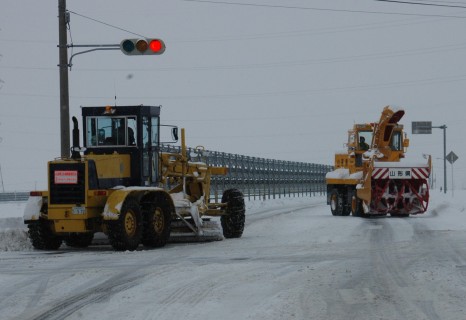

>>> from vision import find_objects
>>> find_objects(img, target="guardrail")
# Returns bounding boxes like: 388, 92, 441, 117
0, 148, 333, 202
0, 192, 29, 202
161, 145, 332, 201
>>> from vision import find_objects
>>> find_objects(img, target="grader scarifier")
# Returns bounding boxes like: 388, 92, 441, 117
326, 106, 431, 217
24, 105, 245, 251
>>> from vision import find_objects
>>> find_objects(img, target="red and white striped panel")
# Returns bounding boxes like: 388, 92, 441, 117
372, 167, 389, 179
411, 167, 430, 179
371, 167, 430, 179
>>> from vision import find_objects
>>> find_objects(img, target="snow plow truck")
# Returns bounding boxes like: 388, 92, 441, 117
326, 106, 431, 217
24, 105, 245, 251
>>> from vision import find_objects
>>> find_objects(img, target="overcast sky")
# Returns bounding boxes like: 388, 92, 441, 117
1, 0, 465, 191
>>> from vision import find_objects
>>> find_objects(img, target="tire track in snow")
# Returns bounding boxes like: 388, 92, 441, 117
13, 267, 164, 320
332, 218, 443, 320
247, 202, 326, 225
25, 275, 50, 310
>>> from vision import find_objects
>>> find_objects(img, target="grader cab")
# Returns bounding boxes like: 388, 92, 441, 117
24, 105, 245, 251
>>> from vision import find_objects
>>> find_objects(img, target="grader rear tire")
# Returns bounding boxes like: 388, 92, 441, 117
142, 204, 171, 248
27, 220, 62, 250
221, 189, 245, 238
107, 198, 142, 251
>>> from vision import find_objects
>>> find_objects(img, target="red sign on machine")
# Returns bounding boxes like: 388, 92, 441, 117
54, 170, 78, 184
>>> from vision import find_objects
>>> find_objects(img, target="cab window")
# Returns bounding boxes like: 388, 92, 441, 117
358, 131, 372, 151
86, 116, 137, 147
390, 131, 402, 151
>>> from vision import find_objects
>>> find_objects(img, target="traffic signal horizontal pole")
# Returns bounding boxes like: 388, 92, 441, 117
68, 47, 120, 70
68, 44, 120, 48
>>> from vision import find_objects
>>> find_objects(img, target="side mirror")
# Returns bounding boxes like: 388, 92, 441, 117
172, 127, 179, 141
403, 138, 409, 148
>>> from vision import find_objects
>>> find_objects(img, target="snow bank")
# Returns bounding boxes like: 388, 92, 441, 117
0, 190, 464, 252
0, 203, 32, 251
0, 228, 32, 251
0, 195, 324, 251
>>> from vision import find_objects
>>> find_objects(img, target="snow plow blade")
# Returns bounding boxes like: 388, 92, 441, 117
169, 220, 224, 243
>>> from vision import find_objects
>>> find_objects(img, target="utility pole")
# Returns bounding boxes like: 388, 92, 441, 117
433, 125, 447, 194
446, 151, 458, 197
412, 121, 447, 194
58, 0, 70, 158
0, 126, 4, 192
0, 164, 4, 193
443, 125, 447, 193
56, 0, 165, 159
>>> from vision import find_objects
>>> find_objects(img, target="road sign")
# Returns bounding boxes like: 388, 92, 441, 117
446, 151, 458, 164
412, 121, 432, 134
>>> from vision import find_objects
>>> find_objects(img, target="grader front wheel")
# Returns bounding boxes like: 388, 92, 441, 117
221, 189, 245, 238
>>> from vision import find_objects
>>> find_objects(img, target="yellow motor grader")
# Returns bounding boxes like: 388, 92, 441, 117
326, 106, 431, 217
24, 105, 245, 251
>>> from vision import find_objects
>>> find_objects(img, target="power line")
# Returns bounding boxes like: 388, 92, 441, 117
4, 73, 466, 100
0, 13, 450, 46
181, 0, 466, 18
417, 0, 466, 3
3, 39, 466, 73
0, 16, 435, 45
68, 10, 146, 38
374, 0, 466, 9
4, 74, 466, 102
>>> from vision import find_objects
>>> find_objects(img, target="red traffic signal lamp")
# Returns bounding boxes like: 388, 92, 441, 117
120, 38, 166, 55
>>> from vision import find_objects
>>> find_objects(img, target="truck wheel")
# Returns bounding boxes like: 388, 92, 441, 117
27, 220, 62, 250
64, 233, 94, 248
351, 195, 363, 217
221, 189, 245, 238
330, 190, 344, 216
142, 204, 171, 248
342, 201, 351, 216
107, 198, 142, 251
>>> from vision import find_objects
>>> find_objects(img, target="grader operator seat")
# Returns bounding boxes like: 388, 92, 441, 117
81, 105, 162, 189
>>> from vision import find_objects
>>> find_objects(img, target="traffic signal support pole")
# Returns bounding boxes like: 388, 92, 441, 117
56, 0, 164, 158
58, 0, 70, 158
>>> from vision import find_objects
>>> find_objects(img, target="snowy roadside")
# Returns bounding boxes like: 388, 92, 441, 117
0, 194, 326, 252
1, 190, 464, 252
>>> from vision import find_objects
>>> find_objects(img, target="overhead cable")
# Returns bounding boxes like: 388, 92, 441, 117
181, 0, 466, 18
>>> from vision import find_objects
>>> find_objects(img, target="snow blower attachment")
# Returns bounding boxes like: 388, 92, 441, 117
23, 105, 245, 251
326, 106, 431, 217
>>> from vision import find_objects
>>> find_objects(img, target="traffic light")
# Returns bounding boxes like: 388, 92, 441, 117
120, 38, 166, 56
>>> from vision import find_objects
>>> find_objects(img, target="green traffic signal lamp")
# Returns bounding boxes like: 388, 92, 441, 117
121, 39, 135, 53
120, 38, 165, 55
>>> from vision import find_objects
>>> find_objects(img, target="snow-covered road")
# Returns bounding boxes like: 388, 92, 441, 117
1, 192, 466, 320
